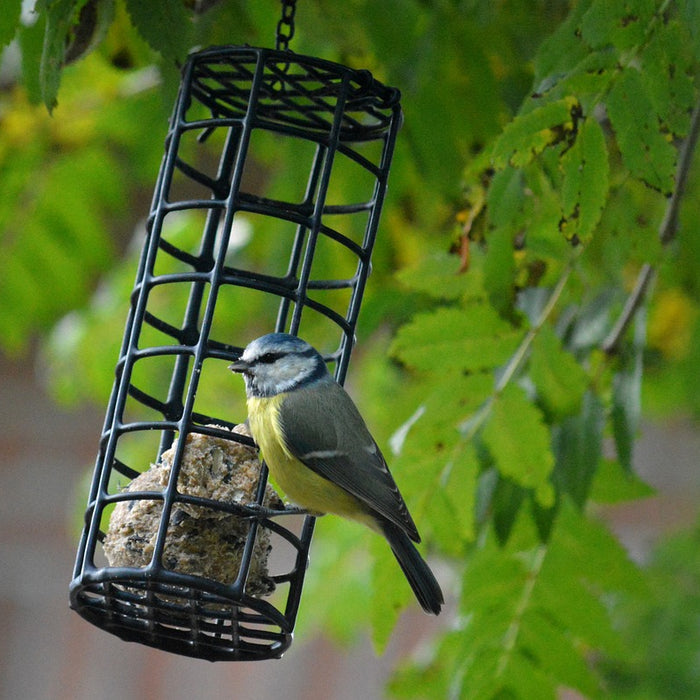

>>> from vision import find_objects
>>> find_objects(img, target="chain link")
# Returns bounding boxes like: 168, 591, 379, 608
275, 0, 297, 52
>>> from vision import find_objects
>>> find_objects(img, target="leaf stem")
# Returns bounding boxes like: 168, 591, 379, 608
601, 94, 700, 355
457, 247, 581, 442
497, 250, 580, 396
496, 544, 548, 678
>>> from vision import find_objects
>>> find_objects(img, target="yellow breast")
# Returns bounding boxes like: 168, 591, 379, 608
246, 394, 370, 525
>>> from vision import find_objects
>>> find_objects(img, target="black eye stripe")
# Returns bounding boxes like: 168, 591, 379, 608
253, 345, 318, 365
257, 352, 282, 364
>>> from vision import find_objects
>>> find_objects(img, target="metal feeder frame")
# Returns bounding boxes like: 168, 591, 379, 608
69, 45, 402, 661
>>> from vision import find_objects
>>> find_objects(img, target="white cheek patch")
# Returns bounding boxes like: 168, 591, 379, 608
273, 356, 315, 389
243, 345, 323, 398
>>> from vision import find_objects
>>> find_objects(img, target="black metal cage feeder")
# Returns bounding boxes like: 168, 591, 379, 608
69, 45, 402, 661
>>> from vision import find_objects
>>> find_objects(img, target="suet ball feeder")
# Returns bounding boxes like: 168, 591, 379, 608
70, 44, 402, 661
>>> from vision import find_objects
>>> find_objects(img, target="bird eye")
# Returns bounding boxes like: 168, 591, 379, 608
257, 352, 281, 364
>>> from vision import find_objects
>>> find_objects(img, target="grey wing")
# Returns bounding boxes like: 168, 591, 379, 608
278, 381, 420, 542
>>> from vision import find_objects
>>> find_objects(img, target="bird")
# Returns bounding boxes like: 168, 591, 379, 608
228, 332, 443, 615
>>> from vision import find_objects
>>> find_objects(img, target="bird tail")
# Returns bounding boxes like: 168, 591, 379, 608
380, 520, 444, 615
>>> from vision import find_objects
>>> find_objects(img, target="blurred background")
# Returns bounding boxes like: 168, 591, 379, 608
2, 351, 699, 698
2, 1, 700, 698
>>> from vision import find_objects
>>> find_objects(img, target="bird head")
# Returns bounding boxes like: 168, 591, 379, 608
228, 333, 330, 398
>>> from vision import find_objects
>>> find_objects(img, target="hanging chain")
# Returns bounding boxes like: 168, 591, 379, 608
275, 0, 297, 52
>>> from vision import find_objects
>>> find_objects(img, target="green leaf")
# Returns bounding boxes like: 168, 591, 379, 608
560, 116, 609, 243
482, 383, 556, 503
610, 316, 646, 471
38, 0, 90, 111
535, 37, 617, 106
390, 375, 490, 551
17, 14, 46, 104
496, 651, 559, 700
535, 556, 623, 659
491, 97, 580, 169
530, 324, 589, 420
389, 629, 465, 699
683, 0, 700, 61
390, 304, 519, 372
551, 391, 605, 507
395, 250, 483, 301
0, 0, 21, 48
293, 517, 371, 646
606, 69, 677, 194
589, 458, 655, 503
518, 610, 599, 696
484, 218, 517, 318
456, 520, 553, 697
395, 373, 495, 455
483, 167, 528, 316
123, 0, 192, 63
370, 536, 408, 653
489, 473, 528, 544
580, 0, 657, 51
532, 2, 590, 84
641, 18, 697, 137
523, 166, 569, 259
428, 442, 479, 552
546, 499, 647, 599
487, 165, 527, 231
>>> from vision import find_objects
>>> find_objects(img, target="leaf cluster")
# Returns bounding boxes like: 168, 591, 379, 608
390, 501, 646, 699
372, 0, 700, 696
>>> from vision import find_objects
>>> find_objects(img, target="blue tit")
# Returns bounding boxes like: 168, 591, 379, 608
228, 333, 443, 615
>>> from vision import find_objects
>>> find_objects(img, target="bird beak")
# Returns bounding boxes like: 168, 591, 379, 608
228, 359, 250, 374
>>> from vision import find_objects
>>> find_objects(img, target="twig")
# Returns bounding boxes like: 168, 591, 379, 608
602, 96, 700, 355
660, 99, 700, 244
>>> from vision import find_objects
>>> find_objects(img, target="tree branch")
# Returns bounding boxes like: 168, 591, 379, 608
601, 96, 700, 355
